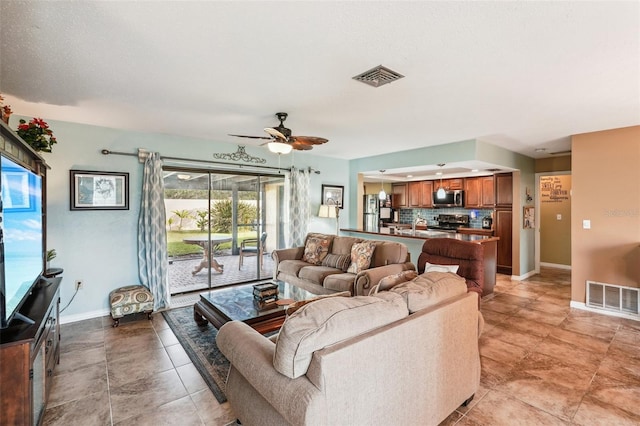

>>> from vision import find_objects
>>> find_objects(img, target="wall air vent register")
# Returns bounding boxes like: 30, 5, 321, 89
586, 280, 639, 318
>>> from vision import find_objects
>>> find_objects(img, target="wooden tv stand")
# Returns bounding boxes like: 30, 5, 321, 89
0, 278, 61, 425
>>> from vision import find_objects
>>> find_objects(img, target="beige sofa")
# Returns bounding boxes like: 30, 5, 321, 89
217, 272, 482, 426
272, 233, 415, 296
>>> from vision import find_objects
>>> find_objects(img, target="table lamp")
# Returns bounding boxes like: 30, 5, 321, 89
318, 204, 340, 235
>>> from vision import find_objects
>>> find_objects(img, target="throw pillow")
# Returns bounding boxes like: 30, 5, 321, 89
321, 253, 352, 272
424, 262, 459, 274
301, 236, 331, 265
377, 270, 418, 292
346, 241, 378, 274
390, 271, 467, 313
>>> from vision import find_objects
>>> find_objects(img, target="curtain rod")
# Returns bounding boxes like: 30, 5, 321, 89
100, 149, 320, 174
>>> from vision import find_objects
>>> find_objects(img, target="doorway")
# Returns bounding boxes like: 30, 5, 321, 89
535, 172, 572, 271
163, 168, 285, 295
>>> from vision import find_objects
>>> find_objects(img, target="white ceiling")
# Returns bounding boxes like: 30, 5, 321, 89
1, 1, 638, 164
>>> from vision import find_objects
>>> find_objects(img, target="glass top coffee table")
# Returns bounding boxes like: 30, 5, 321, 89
193, 280, 319, 334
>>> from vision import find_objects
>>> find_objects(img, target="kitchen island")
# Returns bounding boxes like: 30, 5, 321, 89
340, 228, 498, 297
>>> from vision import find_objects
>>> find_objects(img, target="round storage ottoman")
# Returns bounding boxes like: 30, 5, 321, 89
109, 285, 154, 327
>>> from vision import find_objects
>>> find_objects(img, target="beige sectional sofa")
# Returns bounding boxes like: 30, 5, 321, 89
217, 271, 483, 426
272, 233, 415, 296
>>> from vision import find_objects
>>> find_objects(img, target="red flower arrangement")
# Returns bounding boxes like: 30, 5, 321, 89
17, 118, 58, 152
0, 94, 12, 124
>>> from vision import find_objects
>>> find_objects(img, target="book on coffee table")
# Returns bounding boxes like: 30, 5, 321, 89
253, 282, 278, 299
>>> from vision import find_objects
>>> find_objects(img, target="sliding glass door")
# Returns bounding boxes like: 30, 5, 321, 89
163, 168, 285, 295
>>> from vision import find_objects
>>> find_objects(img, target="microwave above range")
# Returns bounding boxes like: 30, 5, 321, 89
432, 190, 464, 207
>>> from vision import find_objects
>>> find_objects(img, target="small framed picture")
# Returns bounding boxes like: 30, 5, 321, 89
321, 184, 344, 208
70, 170, 129, 210
523, 206, 535, 229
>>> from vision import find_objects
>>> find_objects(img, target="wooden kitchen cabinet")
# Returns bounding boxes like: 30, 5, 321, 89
392, 183, 407, 208
481, 176, 495, 207
465, 176, 495, 208
438, 178, 464, 191
464, 178, 481, 207
408, 182, 421, 207
495, 173, 513, 207
494, 209, 513, 274
409, 181, 433, 207
420, 181, 433, 207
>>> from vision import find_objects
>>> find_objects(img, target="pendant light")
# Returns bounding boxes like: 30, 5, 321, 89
436, 163, 446, 199
378, 169, 387, 200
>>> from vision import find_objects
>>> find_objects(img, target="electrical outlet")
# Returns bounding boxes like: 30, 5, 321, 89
75, 280, 83, 290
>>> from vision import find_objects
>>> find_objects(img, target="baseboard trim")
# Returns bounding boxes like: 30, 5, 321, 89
512, 270, 537, 281
541, 262, 572, 270
60, 308, 110, 325
569, 301, 639, 322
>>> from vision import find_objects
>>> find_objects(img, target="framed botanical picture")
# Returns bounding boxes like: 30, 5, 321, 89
321, 184, 344, 208
70, 170, 129, 210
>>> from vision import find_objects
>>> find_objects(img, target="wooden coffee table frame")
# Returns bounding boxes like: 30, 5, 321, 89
193, 281, 318, 334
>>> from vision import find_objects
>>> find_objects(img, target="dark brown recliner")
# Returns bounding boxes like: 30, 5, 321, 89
417, 239, 484, 307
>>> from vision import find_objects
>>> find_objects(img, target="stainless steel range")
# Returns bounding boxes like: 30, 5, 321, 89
428, 214, 470, 233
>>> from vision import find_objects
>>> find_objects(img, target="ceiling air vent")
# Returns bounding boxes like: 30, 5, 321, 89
353, 65, 404, 88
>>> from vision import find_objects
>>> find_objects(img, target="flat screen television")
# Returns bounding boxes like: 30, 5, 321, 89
0, 154, 45, 329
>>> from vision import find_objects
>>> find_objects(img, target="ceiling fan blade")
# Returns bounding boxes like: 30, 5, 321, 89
291, 141, 314, 151
228, 134, 271, 140
264, 127, 288, 141
290, 135, 329, 145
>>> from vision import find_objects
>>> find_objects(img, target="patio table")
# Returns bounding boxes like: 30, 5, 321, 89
182, 236, 232, 275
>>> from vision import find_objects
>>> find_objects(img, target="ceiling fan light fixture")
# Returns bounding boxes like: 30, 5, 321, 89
267, 141, 293, 155
230, 112, 328, 152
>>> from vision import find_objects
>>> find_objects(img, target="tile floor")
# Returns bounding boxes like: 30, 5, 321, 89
42, 268, 640, 425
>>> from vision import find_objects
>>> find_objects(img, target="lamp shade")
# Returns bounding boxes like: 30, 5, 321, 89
436, 187, 446, 199
378, 189, 387, 200
318, 204, 337, 218
268, 141, 293, 154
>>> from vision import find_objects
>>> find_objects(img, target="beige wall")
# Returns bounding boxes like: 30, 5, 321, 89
540, 175, 571, 265
571, 125, 640, 303
363, 182, 391, 196
535, 155, 571, 173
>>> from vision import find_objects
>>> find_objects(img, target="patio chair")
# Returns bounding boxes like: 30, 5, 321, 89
239, 232, 267, 270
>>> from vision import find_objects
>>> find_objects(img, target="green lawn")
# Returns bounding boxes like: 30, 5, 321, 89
167, 230, 259, 257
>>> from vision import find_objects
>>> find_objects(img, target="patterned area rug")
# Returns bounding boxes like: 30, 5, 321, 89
162, 306, 230, 403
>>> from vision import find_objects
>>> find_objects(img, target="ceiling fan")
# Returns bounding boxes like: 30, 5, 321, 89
229, 112, 328, 153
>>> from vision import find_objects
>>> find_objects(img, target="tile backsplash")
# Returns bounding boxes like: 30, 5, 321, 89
398, 207, 494, 228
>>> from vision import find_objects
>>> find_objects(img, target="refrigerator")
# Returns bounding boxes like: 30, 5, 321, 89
363, 195, 394, 232
363, 195, 380, 232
